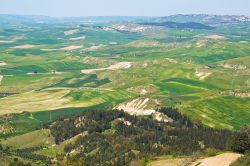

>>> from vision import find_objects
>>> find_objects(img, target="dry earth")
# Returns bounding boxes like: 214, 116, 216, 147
117, 97, 172, 122
40, 48, 58, 51
117, 98, 155, 115
0, 40, 14, 44
221, 91, 250, 98
221, 63, 247, 70
166, 58, 178, 64
82, 44, 106, 52
190, 153, 241, 166
81, 62, 132, 74
60, 45, 83, 51
154, 112, 173, 123
0, 75, 3, 85
205, 34, 226, 40
195, 69, 212, 80
0, 62, 7, 66
196, 40, 209, 48
148, 158, 192, 166
69, 36, 86, 41
11, 44, 36, 49
64, 29, 79, 35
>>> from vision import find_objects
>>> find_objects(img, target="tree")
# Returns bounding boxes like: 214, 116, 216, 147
232, 132, 250, 153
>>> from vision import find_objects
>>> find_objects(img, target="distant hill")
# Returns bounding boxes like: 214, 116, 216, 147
1, 14, 249, 25
140, 21, 215, 30
151, 14, 250, 25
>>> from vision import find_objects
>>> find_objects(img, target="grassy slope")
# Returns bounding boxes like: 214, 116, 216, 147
2, 129, 54, 148
0, 20, 249, 133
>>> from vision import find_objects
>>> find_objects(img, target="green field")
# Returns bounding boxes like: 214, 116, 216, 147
0, 14, 249, 165
0, 15, 249, 131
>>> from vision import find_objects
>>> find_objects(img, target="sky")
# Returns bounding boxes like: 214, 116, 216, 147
0, 0, 249, 17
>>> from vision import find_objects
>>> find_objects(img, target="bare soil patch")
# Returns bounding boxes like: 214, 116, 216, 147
221, 90, 250, 98
82, 44, 106, 52
0, 40, 14, 43
64, 29, 79, 35
81, 62, 132, 74
221, 63, 247, 70
0, 75, 3, 85
205, 34, 226, 40
40, 48, 58, 51
0, 62, 7, 66
117, 98, 155, 116
108, 62, 132, 70
69, 36, 86, 41
11, 44, 36, 49
195, 69, 212, 80
60, 45, 83, 51
166, 58, 178, 64
191, 153, 241, 166
196, 40, 207, 48
154, 112, 173, 123
149, 158, 192, 166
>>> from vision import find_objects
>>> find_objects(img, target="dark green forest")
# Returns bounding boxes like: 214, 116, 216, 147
48, 108, 250, 166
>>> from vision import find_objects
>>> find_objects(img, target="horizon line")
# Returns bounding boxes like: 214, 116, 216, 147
0, 13, 249, 18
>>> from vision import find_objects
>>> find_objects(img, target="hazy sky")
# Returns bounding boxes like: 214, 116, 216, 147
0, 0, 249, 17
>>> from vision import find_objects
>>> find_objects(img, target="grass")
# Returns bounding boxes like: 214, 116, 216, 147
0, 17, 250, 165
147, 155, 192, 166
163, 78, 223, 90
0, 18, 249, 138
51, 74, 111, 88
2, 129, 54, 148
156, 81, 206, 95
0, 104, 109, 138
0, 89, 71, 115
34, 133, 82, 157
0, 87, 135, 115
180, 96, 250, 130
0, 74, 65, 93
1, 65, 48, 75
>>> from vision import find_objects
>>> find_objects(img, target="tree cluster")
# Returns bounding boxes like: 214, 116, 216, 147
48, 108, 238, 166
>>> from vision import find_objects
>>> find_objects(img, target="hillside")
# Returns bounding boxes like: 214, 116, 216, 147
140, 21, 215, 30
0, 14, 249, 165
0, 108, 244, 165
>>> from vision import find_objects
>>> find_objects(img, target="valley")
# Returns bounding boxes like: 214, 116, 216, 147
0, 14, 249, 165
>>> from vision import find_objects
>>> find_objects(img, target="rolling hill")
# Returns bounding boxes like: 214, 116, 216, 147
0, 14, 249, 165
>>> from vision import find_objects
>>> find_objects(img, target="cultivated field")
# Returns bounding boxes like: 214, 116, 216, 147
0, 14, 249, 165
